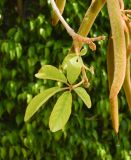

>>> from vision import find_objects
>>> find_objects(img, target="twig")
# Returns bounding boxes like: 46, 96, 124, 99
122, 10, 131, 14
70, 0, 106, 52
72, 80, 84, 89
50, 0, 105, 51
81, 66, 89, 88
50, 0, 75, 37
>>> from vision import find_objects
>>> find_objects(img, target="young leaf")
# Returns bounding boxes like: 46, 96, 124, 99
80, 48, 87, 56
66, 57, 83, 84
49, 91, 72, 132
74, 87, 91, 108
62, 53, 77, 70
35, 65, 67, 83
24, 87, 65, 122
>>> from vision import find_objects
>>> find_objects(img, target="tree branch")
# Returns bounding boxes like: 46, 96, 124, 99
70, 0, 106, 52
50, 0, 105, 51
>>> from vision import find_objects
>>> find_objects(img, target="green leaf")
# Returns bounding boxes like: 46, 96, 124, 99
49, 91, 72, 132
80, 48, 87, 56
74, 87, 91, 108
62, 53, 76, 69
14, 29, 23, 42
66, 57, 83, 84
24, 87, 65, 122
15, 43, 22, 59
35, 65, 67, 83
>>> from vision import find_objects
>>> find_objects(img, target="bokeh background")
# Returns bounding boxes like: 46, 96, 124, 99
0, 0, 131, 159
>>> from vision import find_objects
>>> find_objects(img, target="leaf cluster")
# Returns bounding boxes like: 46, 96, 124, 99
25, 62, 91, 132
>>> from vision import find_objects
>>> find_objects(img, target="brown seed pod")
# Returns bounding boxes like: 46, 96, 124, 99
110, 96, 119, 133
123, 18, 131, 111
107, 36, 119, 133
123, 55, 131, 111
107, 0, 126, 100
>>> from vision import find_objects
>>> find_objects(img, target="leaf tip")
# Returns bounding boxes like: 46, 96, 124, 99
35, 73, 39, 78
49, 124, 59, 132
88, 104, 92, 109
24, 115, 28, 122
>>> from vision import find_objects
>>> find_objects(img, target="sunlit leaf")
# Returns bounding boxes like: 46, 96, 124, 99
35, 65, 67, 83
66, 57, 83, 84
24, 87, 65, 121
62, 53, 76, 70
74, 87, 91, 108
15, 43, 22, 58
49, 91, 72, 132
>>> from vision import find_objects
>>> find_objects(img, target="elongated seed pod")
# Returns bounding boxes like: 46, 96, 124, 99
107, 36, 114, 87
107, 36, 119, 133
107, 0, 126, 100
123, 19, 131, 111
110, 96, 119, 133
52, 0, 66, 26
123, 55, 131, 111
118, 0, 124, 10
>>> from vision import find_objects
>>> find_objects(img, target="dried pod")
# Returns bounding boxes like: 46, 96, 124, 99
123, 18, 131, 111
107, 36, 119, 133
52, 0, 66, 26
110, 96, 119, 133
123, 55, 131, 111
107, 0, 126, 100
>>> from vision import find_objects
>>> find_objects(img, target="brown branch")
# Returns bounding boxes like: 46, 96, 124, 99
70, 0, 106, 53
50, 0, 105, 52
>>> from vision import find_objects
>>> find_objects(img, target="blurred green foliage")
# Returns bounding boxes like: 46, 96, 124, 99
0, 0, 131, 159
